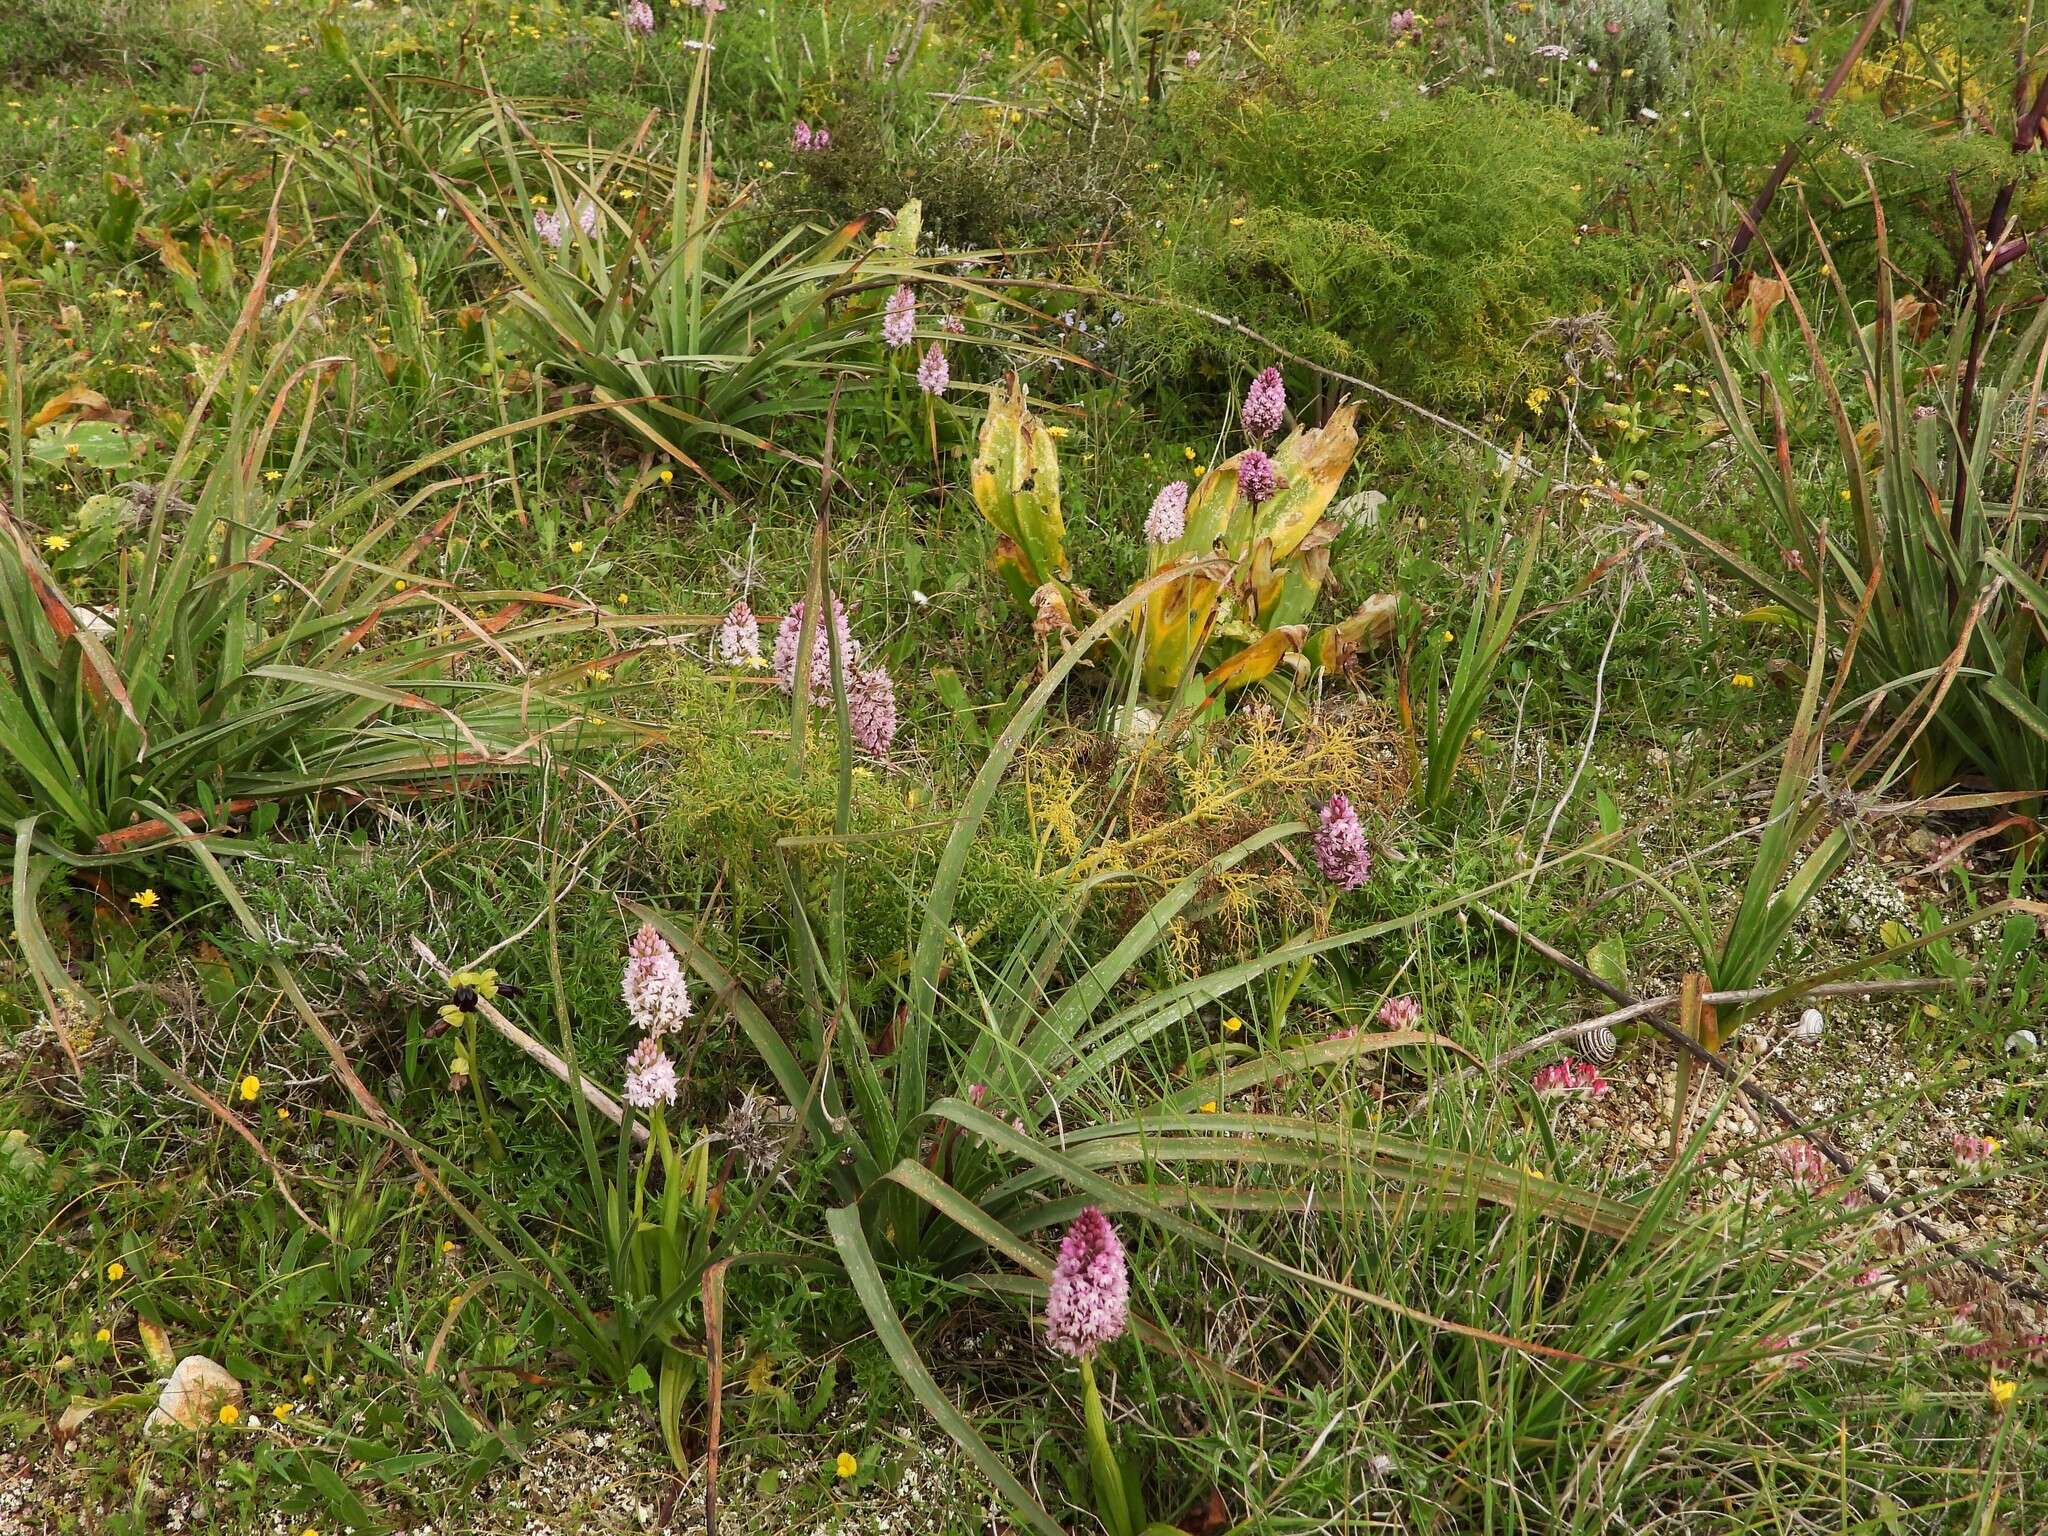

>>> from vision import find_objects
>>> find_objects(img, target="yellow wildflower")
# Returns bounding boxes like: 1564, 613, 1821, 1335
1731, 673, 1756, 689
106, 1262, 125, 1281
43, 533, 69, 552
1989, 1375, 2017, 1410
1221, 1016, 1243, 1034
131, 889, 160, 910
835, 1451, 859, 1479
218, 1403, 240, 1426
95, 1327, 111, 1343
239, 1074, 261, 1102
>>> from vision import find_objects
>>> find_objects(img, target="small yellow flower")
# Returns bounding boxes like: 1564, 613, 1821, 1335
1731, 673, 1756, 689
95, 1327, 112, 1343
276, 1107, 290, 1121
393, 578, 407, 591
1182, 446, 1196, 461
1229, 216, 1244, 226
568, 539, 585, 554
1503, 31, 1516, 44
106, 1261, 125, 1281
658, 468, 673, 484
835, 1451, 859, 1479
1441, 629, 1455, 644
616, 593, 630, 607
1525, 384, 1551, 414
131, 889, 160, 910
441, 1239, 455, 1254
1520, 1162, 1547, 1181
1044, 425, 1070, 439
301, 1370, 316, 1387
1989, 1375, 2017, 1410
238, 1074, 261, 1102
1838, 488, 1851, 501
272, 1402, 293, 1421
1221, 1016, 1243, 1034
43, 532, 69, 552
1198, 1099, 1219, 1114
263, 469, 281, 482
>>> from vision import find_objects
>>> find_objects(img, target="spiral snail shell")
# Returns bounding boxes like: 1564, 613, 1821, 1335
1578, 1022, 1619, 1066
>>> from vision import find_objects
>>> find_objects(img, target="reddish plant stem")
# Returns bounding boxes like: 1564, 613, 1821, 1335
1717, 0, 1897, 278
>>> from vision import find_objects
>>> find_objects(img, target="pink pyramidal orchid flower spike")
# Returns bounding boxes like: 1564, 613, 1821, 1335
1312, 794, 1372, 890
1044, 1207, 1129, 1359
1241, 365, 1285, 440
623, 922, 692, 1038
1377, 994, 1421, 1030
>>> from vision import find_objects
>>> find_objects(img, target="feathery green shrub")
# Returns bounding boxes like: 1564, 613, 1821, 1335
1115, 24, 1643, 411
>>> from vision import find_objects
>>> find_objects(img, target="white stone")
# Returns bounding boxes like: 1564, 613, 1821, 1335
143, 1356, 243, 1435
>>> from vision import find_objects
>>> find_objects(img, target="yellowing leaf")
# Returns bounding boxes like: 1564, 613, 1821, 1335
137, 1314, 177, 1376
1207, 625, 1307, 692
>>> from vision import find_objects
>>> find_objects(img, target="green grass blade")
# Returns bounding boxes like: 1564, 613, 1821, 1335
824, 1205, 1067, 1536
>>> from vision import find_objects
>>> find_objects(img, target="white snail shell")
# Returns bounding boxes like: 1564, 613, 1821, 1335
2007, 1028, 2039, 1057
1791, 1007, 1825, 1043
1579, 1023, 1618, 1065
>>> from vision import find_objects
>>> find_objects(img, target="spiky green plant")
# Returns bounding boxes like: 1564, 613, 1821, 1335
1646, 183, 2048, 797
1409, 482, 1546, 820
0, 201, 665, 863
454, 17, 1030, 489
